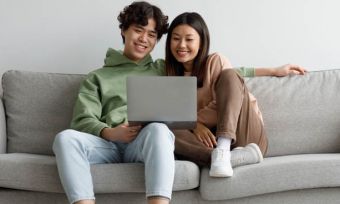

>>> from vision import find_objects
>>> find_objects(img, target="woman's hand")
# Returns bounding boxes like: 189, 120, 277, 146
192, 122, 217, 148
255, 64, 307, 77
273, 64, 307, 77
101, 124, 142, 143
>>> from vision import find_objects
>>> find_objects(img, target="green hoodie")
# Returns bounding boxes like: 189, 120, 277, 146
70, 48, 165, 136
70, 48, 255, 137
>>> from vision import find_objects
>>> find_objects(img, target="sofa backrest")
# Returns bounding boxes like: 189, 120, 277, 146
246, 69, 340, 157
1, 69, 340, 156
2, 70, 85, 155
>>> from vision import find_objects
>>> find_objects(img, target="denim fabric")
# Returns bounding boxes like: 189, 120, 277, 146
53, 123, 175, 204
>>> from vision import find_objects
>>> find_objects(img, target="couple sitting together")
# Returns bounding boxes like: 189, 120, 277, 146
52, 1, 306, 204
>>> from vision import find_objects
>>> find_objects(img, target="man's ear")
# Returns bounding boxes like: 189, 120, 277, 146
120, 29, 126, 44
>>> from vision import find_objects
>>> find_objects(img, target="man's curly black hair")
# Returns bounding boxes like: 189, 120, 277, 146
117, 1, 169, 43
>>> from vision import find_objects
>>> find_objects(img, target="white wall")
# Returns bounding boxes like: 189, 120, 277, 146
1, 0, 340, 77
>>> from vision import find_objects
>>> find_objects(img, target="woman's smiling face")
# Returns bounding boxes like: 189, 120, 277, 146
170, 24, 200, 72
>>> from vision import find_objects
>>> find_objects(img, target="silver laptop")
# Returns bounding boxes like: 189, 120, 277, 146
127, 76, 197, 129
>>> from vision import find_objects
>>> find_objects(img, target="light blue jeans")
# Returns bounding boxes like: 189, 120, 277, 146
52, 123, 175, 204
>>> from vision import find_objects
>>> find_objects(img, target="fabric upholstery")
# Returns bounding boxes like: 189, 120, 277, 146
0, 98, 6, 153
0, 153, 199, 193
200, 154, 340, 200
246, 70, 340, 156
2, 187, 340, 204
3, 70, 340, 157
2, 70, 85, 155
2, 69, 340, 203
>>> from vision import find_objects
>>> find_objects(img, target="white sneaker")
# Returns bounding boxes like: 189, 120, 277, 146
209, 148, 233, 177
231, 143, 263, 168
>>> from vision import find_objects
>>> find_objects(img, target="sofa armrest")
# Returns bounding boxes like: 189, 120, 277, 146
0, 97, 6, 153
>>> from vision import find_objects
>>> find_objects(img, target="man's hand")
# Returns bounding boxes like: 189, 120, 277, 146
192, 122, 217, 148
101, 124, 142, 143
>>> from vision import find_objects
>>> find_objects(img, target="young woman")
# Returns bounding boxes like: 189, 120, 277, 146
165, 12, 306, 177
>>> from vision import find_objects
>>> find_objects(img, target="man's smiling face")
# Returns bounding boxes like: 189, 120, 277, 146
122, 18, 158, 63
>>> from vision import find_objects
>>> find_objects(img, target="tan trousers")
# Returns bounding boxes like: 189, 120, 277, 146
173, 69, 268, 166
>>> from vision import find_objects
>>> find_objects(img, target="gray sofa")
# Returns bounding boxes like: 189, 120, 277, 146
1, 69, 340, 204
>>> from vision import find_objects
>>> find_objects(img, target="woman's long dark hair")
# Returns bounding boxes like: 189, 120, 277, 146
165, 12, 210, 88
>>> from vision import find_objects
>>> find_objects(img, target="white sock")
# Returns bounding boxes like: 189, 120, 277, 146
217, 137, 232, 150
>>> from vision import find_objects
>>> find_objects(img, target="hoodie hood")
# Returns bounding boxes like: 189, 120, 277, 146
103, 48, 153, 68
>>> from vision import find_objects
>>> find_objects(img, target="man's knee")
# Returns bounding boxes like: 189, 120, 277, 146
144, 123, 171, 135
53, 129, 80, 153
143, 123, 174, 144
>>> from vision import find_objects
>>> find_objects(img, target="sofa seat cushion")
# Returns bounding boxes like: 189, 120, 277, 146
200, 154, 340, 200
0, 153, 199, 193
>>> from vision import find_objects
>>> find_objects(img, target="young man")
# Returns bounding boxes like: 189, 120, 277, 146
53, 2, 173, 204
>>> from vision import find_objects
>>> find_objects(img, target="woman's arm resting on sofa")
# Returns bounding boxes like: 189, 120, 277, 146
255, 64, 307, 77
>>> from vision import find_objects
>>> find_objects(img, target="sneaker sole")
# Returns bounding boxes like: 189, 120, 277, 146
209, 168, 234, 177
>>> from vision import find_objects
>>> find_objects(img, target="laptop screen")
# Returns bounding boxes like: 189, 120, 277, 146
127, 76, 197, 129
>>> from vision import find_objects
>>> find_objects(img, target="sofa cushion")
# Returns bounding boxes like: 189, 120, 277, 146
0, 153, 199, 193
246, 69, 340, 156
2, 70, 85, 155
200, 153, 340, 200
